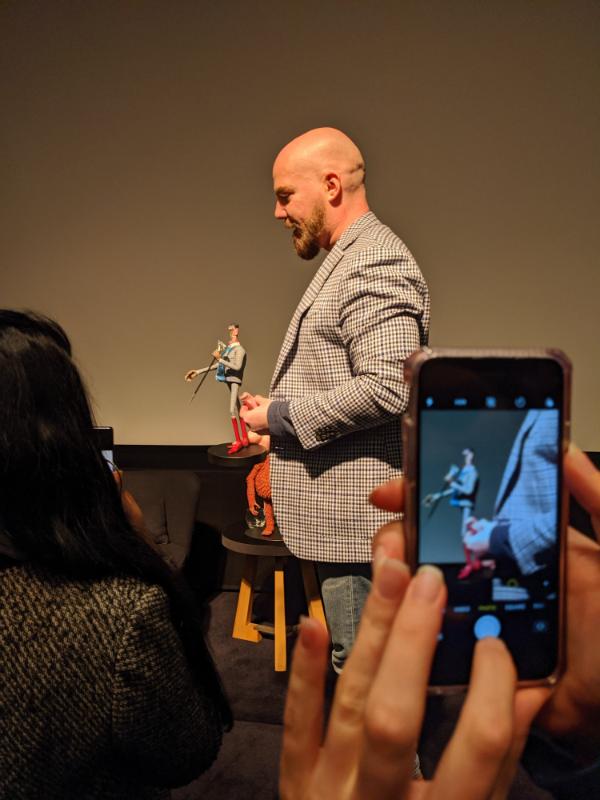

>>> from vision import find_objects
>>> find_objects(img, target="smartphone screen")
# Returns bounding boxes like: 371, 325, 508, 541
410, 354, 567, 687
93, 426, 116, 472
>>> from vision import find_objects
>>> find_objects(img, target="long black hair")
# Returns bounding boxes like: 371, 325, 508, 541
0, 310, 231, 727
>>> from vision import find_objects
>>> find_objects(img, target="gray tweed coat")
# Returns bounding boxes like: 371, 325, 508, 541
0, 559, 222, 799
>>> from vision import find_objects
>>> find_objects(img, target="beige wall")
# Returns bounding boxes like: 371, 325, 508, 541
2, 1, 598, 448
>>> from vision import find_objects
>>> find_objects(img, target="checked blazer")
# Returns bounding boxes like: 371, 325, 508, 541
269, 211, 430, 562
493, 409, 560, 575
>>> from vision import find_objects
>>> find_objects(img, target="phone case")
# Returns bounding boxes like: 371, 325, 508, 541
402, 347, 571, 693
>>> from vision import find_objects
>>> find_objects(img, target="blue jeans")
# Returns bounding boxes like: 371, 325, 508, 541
315, 562, 372, 674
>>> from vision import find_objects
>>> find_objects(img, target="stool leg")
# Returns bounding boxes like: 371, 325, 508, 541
274, 557, 286, 671
232, 555, 262, 643
300, 561, 327, 628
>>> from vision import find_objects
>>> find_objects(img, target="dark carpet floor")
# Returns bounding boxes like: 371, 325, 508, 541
173, 588, 552, 800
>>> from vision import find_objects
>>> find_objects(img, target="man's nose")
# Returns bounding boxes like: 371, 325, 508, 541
274, 201, 287, 219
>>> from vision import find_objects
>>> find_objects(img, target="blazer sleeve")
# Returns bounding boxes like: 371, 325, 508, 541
289, 249, 425, 450
111, 585, 223, 788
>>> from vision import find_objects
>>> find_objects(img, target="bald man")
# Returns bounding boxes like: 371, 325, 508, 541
241, 128, 430, 675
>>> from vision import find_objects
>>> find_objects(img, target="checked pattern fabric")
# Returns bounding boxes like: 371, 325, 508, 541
269, 212, 430, 562
494, 409, 560, 575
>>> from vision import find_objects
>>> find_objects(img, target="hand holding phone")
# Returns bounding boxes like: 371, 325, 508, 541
371, 446, 600, 775
281, 546, 543, 800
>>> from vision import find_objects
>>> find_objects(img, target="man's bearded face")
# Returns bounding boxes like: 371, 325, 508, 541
287, 201, 326, 260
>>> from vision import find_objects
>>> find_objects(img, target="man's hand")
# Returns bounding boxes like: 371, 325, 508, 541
212, 349, 221, 360
240, 396, 271, 447
240, 391, 258, 409
184, 369, 200, 382
464, 517, 494, 555
240, 393, 272, 435
247, 430, 271, 450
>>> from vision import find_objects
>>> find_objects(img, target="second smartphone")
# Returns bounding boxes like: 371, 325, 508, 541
402, 348, 570, 691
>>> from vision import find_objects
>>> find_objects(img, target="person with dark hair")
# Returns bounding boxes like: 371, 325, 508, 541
0, 310, 231, 800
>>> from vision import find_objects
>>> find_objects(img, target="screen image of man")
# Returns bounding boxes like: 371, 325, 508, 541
241, 127, 430, 674
464, 409, 559, 576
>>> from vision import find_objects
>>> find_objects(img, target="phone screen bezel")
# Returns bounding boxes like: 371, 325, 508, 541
403, 349, 569, 692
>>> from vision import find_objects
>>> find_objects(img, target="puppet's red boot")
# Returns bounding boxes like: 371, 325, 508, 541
458, 545, 482, 580
228, 419, 244, 454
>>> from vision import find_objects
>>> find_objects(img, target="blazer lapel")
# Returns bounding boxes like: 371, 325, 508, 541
494, 410, 540, 515
270, 212, 378, 391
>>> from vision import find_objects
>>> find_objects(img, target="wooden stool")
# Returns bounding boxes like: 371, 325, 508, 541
221, 526, 326, 671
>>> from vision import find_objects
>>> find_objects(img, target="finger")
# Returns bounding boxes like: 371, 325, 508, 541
318, 557, 411, 790
279, 617, 329, 800
354, 566, 446, 799
121, 489, 146, 534
428, 638, 516, 800
369, 477, 404, 512
564, 445, 600, 540
489, 687, 551, 800
513, 687, 551, 742
241, 408, 257, 425
372, 521, 406, 562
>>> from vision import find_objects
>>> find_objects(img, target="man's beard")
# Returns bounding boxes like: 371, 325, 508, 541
289, 203, 325, 260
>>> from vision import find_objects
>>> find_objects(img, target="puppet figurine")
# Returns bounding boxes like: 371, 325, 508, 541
422, 447, 481, 579
184, 323, 249, 454
246, 455, 276, 536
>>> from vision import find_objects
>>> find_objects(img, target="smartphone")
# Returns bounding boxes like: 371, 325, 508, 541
93, 426, 116, 472
402, 348, 570, 691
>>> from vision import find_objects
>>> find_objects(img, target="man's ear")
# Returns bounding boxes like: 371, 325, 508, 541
324, 172, 342, 202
